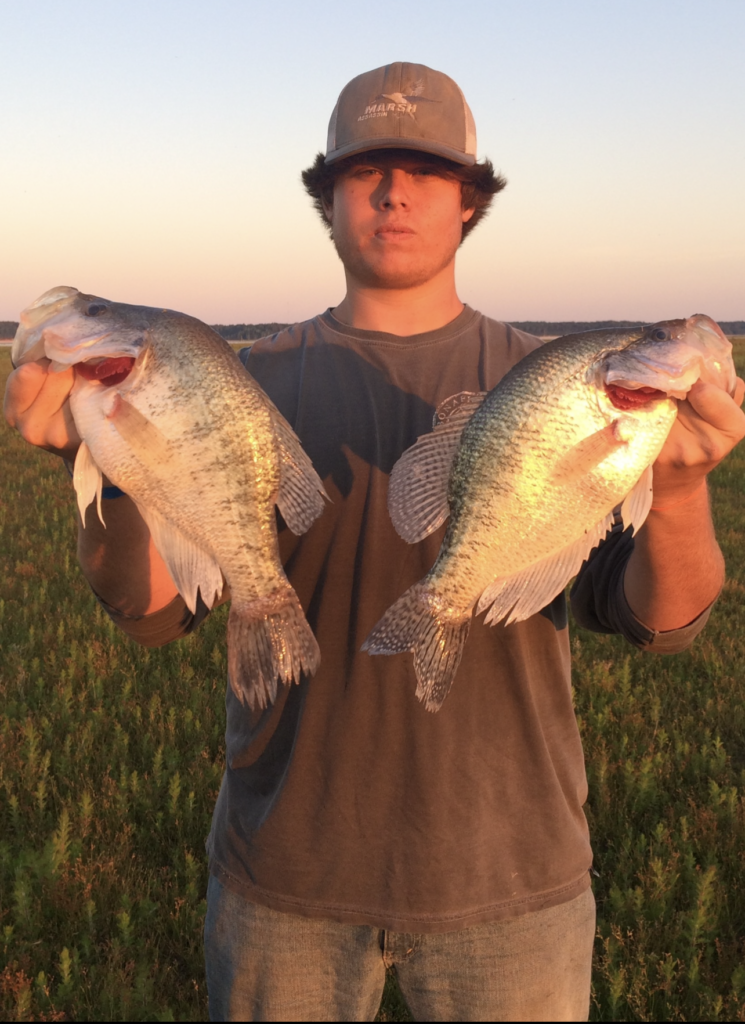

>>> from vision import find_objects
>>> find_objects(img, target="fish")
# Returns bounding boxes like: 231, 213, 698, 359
12, 285, 328, 710
362, 315, 736, 712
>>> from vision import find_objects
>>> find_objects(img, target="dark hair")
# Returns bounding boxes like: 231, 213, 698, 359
301, 150, 507, 243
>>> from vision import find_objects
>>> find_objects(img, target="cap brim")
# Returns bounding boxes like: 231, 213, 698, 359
325, 137, 476, 166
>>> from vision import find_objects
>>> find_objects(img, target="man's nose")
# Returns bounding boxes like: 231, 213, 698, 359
377, 169, 410, 208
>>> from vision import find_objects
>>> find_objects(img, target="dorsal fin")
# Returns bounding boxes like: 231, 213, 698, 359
271, 409, 328, 535
389, 391, 487, 543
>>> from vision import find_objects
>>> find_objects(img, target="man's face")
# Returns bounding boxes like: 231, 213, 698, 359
324, 151, 475, 290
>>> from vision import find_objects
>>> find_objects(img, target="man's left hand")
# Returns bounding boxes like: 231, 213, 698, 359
651, 377, 745, 505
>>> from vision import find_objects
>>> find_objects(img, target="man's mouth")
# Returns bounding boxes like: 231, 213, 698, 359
374, 226, 415, 238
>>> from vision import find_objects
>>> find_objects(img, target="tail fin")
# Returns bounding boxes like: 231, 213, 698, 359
362, 582, 471, 712
228, 589, 320, 710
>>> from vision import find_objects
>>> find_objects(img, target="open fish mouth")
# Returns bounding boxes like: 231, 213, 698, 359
604, 383, 668, 410
75, 356, 136, 387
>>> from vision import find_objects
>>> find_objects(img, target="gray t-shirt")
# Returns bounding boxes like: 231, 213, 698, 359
104, 305, 710, 932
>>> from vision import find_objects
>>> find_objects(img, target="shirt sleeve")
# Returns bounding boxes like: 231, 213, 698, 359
93, 591, 212, 647
570, 518, 714, 654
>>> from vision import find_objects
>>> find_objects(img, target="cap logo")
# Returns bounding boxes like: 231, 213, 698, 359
357, 82, 439, 123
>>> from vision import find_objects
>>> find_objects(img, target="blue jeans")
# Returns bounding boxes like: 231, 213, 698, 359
204, 875, 595, 1022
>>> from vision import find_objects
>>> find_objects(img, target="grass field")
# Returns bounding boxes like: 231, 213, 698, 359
2, 345, 745, 1021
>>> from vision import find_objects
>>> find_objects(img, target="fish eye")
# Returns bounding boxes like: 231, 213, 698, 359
651, 328, 670, 341
85, 303, 107, 317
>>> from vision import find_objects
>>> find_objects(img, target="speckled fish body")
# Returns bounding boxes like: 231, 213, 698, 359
13, 286, 327, 709
363, 315, 735, 711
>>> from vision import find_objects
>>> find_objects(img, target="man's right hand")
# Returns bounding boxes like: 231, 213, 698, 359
3, 359, 81, 461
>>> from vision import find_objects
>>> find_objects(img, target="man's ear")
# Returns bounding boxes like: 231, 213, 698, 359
321, 196, 334, 227
462, 207, 476, 224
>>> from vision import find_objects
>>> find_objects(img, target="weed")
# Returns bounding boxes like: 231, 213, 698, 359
3, 346, 745, 1020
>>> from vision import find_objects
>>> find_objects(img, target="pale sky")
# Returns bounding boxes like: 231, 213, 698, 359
1, 0, 743, 325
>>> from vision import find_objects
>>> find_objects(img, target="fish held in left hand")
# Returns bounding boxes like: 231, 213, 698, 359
12, 286, 328, 710
362, 315, 737, 712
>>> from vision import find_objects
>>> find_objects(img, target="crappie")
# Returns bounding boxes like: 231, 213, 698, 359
363, 315, 736, 712
12, 286, 328, 709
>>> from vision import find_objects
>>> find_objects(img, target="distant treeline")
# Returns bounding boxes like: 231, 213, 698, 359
215, 320, 745, 340
512, 320, 745, 336
4, 319, 745, 341
212, 323, 291, 341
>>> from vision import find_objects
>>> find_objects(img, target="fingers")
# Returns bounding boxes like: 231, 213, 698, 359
3, 360, 80, 456
4, 361, 50, 425
679, 380, 745, 445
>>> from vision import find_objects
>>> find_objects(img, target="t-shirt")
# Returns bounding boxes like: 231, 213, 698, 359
103, 305, 711, 933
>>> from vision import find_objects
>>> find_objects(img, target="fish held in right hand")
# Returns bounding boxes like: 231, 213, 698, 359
12, 285, 328, 710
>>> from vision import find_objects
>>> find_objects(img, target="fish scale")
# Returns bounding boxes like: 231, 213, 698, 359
363, 315, 736, 712
13, 286, 328, 710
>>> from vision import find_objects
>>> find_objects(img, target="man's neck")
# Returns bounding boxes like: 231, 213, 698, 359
331, 268, 465, 337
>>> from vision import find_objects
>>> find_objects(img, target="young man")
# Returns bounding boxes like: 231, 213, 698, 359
5, 63, 745, 1022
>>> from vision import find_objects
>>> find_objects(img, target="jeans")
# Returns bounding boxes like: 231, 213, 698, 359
204, 874, 595, 1022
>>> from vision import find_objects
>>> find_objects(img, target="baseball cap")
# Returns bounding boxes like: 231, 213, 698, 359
325, 63, 477, 166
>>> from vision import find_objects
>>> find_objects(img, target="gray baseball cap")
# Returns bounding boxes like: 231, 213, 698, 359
325, 63, 477, 166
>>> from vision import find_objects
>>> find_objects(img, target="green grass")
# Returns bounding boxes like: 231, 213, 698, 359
2, 346, 745, 1021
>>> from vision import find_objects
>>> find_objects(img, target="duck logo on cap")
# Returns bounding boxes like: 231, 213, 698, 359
358, 82, 440, 123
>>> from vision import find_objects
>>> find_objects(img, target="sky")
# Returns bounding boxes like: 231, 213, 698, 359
1, 0, 743, 325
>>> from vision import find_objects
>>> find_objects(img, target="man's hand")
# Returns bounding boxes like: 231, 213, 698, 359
651, 377, 745, 507
624, 376, 745, 632
3, 358, 81, 461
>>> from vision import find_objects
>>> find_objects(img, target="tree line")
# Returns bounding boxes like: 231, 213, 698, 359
3, 319, 744, 342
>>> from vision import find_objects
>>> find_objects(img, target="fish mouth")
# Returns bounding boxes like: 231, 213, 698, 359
75, 356, 136, 387
604, 383, 668, 410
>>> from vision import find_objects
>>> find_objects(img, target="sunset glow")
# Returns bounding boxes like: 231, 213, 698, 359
1, 0, 743, 326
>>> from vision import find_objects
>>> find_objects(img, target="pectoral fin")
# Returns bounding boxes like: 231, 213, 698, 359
106, 393, 171, 469
551, 421, 628, 486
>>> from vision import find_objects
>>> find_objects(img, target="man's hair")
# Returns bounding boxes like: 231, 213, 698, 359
301, 150, 507, 244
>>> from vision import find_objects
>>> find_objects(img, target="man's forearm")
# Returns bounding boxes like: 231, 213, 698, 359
78, 495, 179, 616
623, 485, 724, 632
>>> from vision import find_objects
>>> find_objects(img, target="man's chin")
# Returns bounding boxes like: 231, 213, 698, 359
333, 237, 459, 291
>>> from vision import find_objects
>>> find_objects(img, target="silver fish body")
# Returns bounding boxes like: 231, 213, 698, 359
363, 315, 736, 711
13, 286, 327, 709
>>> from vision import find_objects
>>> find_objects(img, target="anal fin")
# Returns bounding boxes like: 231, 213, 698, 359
477, 509, 616, 626
620, 465, 654, 534
138, 505, 224, 613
